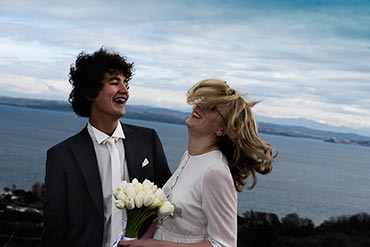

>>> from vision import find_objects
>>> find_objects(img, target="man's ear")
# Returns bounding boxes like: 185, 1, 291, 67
85, 95, 95, 102
216, 128, 227, 137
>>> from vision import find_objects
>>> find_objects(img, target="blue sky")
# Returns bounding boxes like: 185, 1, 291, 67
1, 0, 369, 134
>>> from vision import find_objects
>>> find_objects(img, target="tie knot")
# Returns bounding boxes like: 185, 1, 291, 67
103, 137, 119, 145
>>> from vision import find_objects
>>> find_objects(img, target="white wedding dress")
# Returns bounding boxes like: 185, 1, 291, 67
153, 150, 237, 247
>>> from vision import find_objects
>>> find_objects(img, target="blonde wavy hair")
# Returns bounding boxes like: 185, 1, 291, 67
187, 79, 276, 192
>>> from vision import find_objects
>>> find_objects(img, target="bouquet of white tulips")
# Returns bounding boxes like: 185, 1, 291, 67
113, 178, 174, 239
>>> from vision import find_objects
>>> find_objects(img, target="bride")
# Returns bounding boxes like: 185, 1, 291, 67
118, 79, 276, 247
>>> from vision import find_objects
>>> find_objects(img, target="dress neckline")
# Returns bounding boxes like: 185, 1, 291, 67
187, 149, 221, 158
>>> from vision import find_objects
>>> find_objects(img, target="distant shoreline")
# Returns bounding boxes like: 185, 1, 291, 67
1, 96, 369, 147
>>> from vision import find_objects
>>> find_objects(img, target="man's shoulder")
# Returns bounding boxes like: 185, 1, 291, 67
48, 127, 89, 152
121, 122, 155, 133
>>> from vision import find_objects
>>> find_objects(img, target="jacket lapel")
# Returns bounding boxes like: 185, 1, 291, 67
71, 127, 104, 217
122, 123, 142, 181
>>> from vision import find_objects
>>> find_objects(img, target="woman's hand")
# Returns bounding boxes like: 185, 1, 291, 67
118, 239, 212, 247
118, 239, 159, 247
140, 221, 157, 239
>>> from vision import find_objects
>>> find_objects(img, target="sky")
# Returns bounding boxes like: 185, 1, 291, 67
1, 0, 370, 135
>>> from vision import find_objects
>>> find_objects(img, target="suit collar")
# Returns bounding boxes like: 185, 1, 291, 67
68, 123, 143, 217
121, 123, 142, 181
88, 122, 126, 144
71, 126, 104, 217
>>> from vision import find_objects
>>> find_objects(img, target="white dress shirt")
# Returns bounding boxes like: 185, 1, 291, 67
87, 122, 129, 247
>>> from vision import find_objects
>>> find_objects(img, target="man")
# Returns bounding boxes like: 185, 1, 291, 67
42, 47, 171, 247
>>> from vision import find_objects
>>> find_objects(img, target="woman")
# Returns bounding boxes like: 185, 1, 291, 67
119, 79, 276, 247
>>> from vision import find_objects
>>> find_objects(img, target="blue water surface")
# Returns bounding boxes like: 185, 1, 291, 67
0, 104, 369, 225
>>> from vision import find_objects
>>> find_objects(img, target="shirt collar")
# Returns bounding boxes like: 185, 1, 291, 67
87, 122, 126, 144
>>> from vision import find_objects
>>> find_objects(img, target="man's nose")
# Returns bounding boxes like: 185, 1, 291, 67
119, 82, 129, 91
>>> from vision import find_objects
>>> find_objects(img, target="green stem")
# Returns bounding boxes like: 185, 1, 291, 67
125, 207, 158, 238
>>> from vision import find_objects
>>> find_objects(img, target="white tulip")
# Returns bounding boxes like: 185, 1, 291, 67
113, 190, 120, 199
131, 178, 139, 186
126, 197, 135, 210
159, 201, 175, 215
143, 194, 155, 207
134, 183, 144, 194
143, 179, 154, 192
149, 198, 161, 209
125, 183, 136, 199
134, 191, 144, 208
154, 188, 167, 202
116, 191, 128, 202
151, 185, 158, 193
115, 200, 126, 209
113, 178, 175, 218
119, 180, 128, 190
115, 186, 122, 193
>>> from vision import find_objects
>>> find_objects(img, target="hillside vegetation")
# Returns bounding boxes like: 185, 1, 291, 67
1, 184, 369, 246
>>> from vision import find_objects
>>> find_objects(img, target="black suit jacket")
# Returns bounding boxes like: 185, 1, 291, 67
42, 123, 171, 247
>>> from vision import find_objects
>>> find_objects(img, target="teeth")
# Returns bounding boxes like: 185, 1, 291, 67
193, 111, 201, 118
114, 98, 125, 104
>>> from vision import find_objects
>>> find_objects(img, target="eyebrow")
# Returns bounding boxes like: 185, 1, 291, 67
107, 75, 127, 83
108, 76, 120, 81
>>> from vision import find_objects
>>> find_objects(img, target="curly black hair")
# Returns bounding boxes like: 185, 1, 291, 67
68, 47, 134, 117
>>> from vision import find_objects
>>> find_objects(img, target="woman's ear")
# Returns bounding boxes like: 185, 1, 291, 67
216, 128, 227, 137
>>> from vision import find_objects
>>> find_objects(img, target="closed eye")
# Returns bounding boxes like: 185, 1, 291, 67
109, 77, 129, 89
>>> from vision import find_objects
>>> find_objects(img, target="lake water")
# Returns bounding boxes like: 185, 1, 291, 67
0, 104, 369, 226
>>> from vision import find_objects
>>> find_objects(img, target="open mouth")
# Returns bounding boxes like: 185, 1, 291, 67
113, 97, 126, 104
192, 110, 201, 119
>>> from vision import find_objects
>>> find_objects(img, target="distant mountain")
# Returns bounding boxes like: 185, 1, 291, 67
125, 104, 188, 125
1, 96, 369, 147
0, 96, 188, 125
0, 96, 71, 112
258, 122, 370, 145
256, 115, 370, 137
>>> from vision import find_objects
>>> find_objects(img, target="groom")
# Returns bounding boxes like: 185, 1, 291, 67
42, 47, 171, 247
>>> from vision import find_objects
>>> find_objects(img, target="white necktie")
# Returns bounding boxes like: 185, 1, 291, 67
106, 137, 123, 246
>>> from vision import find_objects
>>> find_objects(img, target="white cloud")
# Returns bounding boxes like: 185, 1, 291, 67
0, 37, 72, 62
129, 85, 190, 111
0, 0, 369, 132
0, 75, 70, 99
